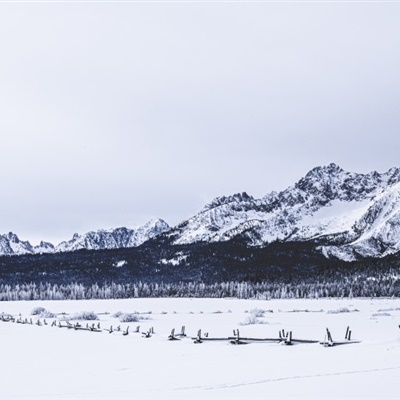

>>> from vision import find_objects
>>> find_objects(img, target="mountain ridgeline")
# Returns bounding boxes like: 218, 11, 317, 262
0, 219, 170, 256
3, 164, 400, 260
165, 163, 400, 261
2, 164, 400, 290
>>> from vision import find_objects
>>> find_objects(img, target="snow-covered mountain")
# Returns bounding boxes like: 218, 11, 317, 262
0, 219, 169, 256
3, 164, 400, 261
0, 233, 55, 256
0, 232, 34, 256
33, 241, 55, 254
166, 163, 400, 260
55, 218, 170, 252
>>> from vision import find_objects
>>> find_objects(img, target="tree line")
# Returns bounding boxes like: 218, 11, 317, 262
0, 268, 399, 301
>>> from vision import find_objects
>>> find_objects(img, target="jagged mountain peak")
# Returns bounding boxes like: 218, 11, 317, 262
305, 162, 344, 177
296, 163, 348, 196
0, 232, 33, 255
293, 164, 400, 203
37, 240, 54, 248
138, 218, 170, 230
203, 192, 255, 212
386, 167, 400, 185
34, 241, 54, 254
6, 232, 20, 242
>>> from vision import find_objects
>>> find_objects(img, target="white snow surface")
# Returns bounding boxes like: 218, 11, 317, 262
0, 297, 399, 399
113, 260, 127, 268
294, 199, 372, 239
160, 253, 188, 266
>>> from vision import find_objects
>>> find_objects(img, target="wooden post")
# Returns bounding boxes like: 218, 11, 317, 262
194, 329, 202, 344
326, 328, 332, 343
345, 326, 350, 340
234, 329, 240, 344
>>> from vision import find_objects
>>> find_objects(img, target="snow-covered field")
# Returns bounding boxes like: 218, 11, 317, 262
1, 298, 400, 399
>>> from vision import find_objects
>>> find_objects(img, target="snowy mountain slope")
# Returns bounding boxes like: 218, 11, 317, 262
320, 181, 400, 260
167, 163, 400, 260
0, 219, 169, 256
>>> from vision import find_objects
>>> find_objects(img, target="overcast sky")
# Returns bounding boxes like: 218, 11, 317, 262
1, 1, 399, 245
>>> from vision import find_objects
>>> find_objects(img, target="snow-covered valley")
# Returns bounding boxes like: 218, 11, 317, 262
1, 297, 399, 399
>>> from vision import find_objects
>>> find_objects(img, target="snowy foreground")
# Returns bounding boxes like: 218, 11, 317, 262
1, 298, 400, 400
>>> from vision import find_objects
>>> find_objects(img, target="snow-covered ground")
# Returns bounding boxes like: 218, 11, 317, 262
1, 298, 399, 399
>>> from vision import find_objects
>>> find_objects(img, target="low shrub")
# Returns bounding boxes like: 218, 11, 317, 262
240, 314, 268, 325
41, 310, 56, 318
31, 307, 46, 315
372, 312, 392, 317
112, 311, 124, 318
70, 311, 99, 320
118, 313, 141, 323
249, 308, 265, 318
240, 308, 269, 325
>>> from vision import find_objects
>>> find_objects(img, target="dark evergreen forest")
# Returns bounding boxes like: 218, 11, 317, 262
1, 240, 399, 300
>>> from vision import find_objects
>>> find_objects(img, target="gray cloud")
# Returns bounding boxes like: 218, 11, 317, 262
0, 2, 399, 244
